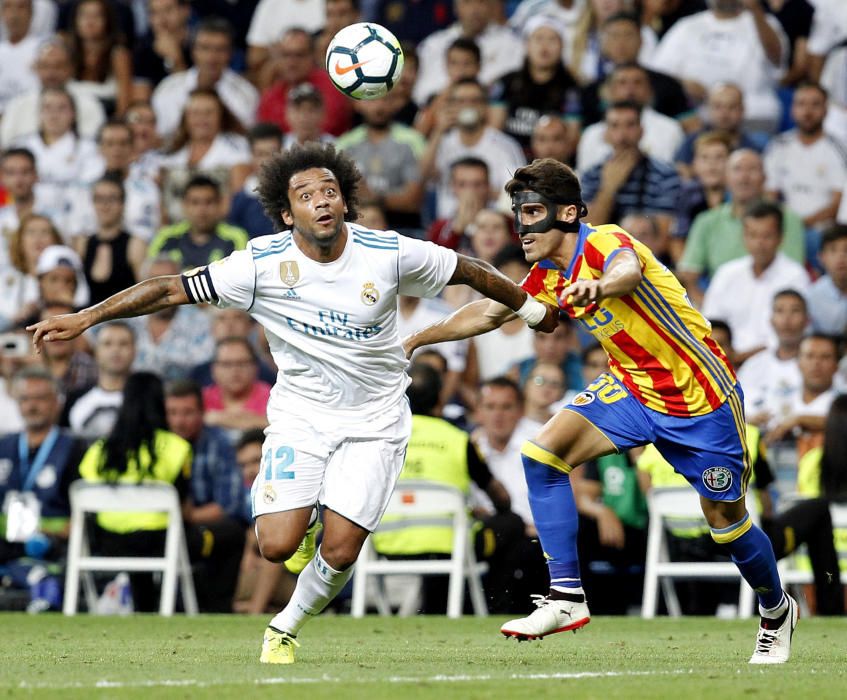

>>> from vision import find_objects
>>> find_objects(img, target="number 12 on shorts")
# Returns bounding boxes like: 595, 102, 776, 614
264, 446, 296, 480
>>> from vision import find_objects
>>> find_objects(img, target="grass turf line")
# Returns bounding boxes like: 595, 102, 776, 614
2, 615, 845, 699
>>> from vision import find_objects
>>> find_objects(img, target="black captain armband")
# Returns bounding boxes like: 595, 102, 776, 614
181, 266, 219, 304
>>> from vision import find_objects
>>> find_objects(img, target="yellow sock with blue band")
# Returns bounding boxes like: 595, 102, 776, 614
520, 441, 582, 594
710, 512, 784, 611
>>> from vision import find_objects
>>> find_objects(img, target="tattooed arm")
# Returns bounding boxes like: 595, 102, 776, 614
27, 275, 189, 352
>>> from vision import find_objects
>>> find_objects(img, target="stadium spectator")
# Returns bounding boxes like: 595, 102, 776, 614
66, 0, 133, 117
227, 123, 281, 239
159, 89, 251, 223
246, 0, 327, 84
414, 37, 481, 139
520, 360, 567, 427
529, 115, 574, 165
579, 12, 693, 130
421, 78, 525, 220
581, 101, 681, 233
13, 87, 101, 220
79, 372, 193, 612
0, 214, 60, 331
256, 28, 352, 137
426, 157, 492, 250
765, 334, 839, 451
806, 0, 847, 84
314, 0, 361, 65
470, 245, 535, 382
702, 201, 809, 359
673, 83, 768, 178
471, 376, 548, 612
678, 149, 806, 306
414, 0, 524, 107
0, 0, 41, 117
281, 84, 334, 151
125, 100, 163, 180
0, 340, 26, 435
131, 0, 192, 103
646, 0, 787, 132
0, 0, 54, 40
128, 257, 215, 381
337, 93, 425, 235
619, 212, 671, 268
807, 224, 847, 335
799, 393, 847, 502
66, 321, 135, 440
165, 378, 248, 613
152, 17, 259, 139
150, 175, 248, 270
371, 362, 513, 614
577, 64, 685, 172
202, 337, 270, 436
189, 307, 276, 389
0, 366, 87, 612
35, 301, 97, 398
232, 427, 295, 614
509, 317, 583, 396
34, 245, 90, 310
672, 131, 730, 252
75, 176, 145, 305
762, 0, 815, 88
0, 148, 41, 267
1, 39, 106, 146
819, 37, 847, 148
489, 16, 581, 155
66, 120, 162, 242
764, 83, 847, 233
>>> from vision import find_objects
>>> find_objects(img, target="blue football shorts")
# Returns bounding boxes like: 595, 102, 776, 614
564, 372, 751, 501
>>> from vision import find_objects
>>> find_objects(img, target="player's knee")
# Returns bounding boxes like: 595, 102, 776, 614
317, 540, 360, 571
257, 533, 297, 564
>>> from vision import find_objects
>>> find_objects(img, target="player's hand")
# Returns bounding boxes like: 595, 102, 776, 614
401, 334, 417, 359
596, 507, 625, 549
26, 312, 91, 354
562, 279, 604, 308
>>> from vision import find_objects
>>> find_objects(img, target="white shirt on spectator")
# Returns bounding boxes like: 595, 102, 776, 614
737, 348, 802, 430
702, 252, 809, 354
414, 23, 524, 106
68, 386, 123, 440
763, 130, 847, 224
0, 35, 42, 114
1, 84, 106, 146
434, 126, 525, 220
396, 297, 468, 374
161, 132, 250, 171
246, 0, 326, 47
14, 132, 101, 224
473, 323, 536, 382
807, 0, 847, 57
806, 275, 847, 335
0, 377, 23, 435
838, 181, 847, 224
471, 417, 539, 528
0, 266, 37, 330
151, 67, 259, 139
821, 47, 847, 149
646, 9, 787, 129
576, 107, 684, 173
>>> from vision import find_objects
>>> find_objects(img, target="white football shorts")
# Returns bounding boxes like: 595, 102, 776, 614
251, 399, 412, 531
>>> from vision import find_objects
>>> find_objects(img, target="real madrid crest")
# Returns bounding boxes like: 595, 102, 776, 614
280, 261, 300, 287
361, 281, 380, 305
263, 483, 277, 504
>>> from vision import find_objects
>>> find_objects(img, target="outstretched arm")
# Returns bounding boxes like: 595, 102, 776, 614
562, 249, 642, 307
27, 275, 189, 352
404, 299, 515, 357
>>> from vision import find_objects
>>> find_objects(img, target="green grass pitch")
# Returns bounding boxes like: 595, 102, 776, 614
2, 614, 845, 699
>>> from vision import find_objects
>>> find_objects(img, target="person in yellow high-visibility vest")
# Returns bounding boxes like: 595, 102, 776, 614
372, 361, 513, 613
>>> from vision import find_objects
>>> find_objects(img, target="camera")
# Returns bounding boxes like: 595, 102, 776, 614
0, 333, 30, 358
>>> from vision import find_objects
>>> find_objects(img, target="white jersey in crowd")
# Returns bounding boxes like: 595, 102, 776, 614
183, 224, 458, 426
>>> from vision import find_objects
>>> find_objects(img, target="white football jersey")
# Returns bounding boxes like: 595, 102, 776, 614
182, 224, 458, 428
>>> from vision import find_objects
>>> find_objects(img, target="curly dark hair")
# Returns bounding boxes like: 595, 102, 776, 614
257, 143, 361, 230
505, 158, 582, 205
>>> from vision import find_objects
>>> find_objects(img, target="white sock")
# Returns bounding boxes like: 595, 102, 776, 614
759, 592, 788, 619
269, 547, 353, 635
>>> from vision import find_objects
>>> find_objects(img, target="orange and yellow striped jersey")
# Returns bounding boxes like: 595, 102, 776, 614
521, 223, 736, 417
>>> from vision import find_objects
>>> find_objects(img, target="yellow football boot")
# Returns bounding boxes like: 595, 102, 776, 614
260, 627, 300, 664
283, 519, 322, 574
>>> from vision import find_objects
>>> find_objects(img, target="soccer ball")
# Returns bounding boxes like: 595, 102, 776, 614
325, 22, 404, 101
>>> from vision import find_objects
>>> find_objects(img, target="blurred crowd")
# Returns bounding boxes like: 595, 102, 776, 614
0, 0, 846, 616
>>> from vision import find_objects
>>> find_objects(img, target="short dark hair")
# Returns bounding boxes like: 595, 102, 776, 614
194, 16, 234, 45
505, 158, 583, 205
248, 122, 283, 146
603, 11, 639, 29
606, 99, 643, 119
215, 336, 258, 364
183, 174, 221, 199
237, 428, 266, 451
773, 288, 808, 312
481, 376, 523, 404
800, 333, 840, 358
492, 243, 527, 271
821, 223, 847, 250
450, 156, 489, 178
94, 172, 126, 201
98, 320, 136, 342
1, 147, 36, 168
97, 119, 133, 144
450, 77, 485, 95
447, 37, 481, 64
794, 81, 828, 101
416, 348, 448, 373
743, 199, 783, 232
406, 362, 443, 415
165, 378, 203, 406
708, 319, 733, 345
257, 142, 361, 229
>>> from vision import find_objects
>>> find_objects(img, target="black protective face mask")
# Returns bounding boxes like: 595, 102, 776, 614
511, 190, 587, 235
